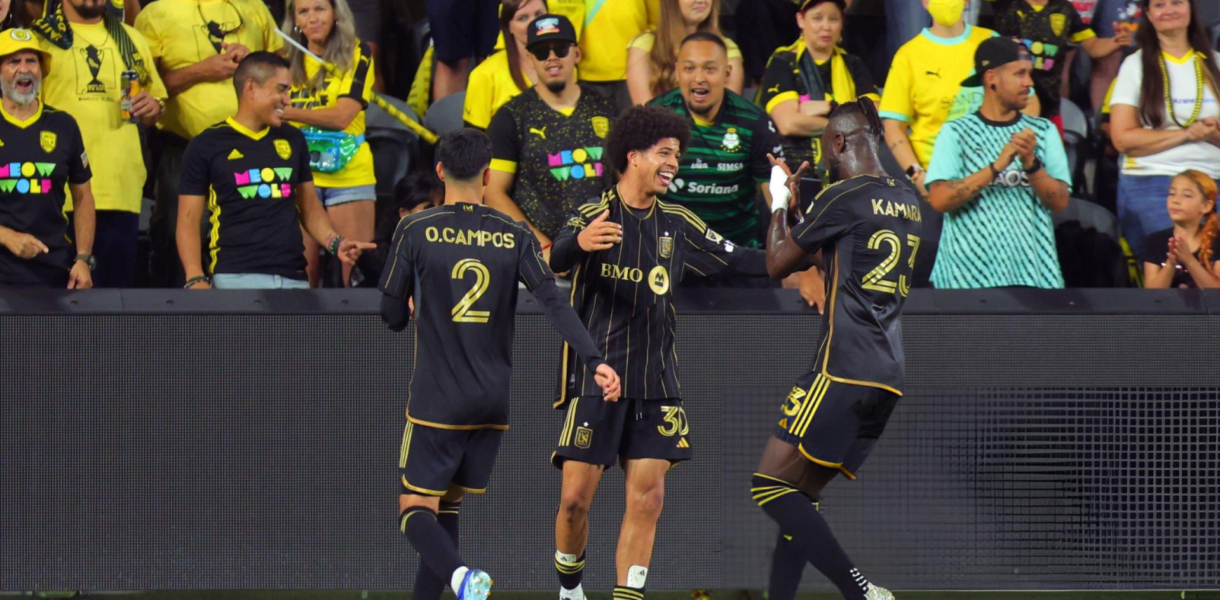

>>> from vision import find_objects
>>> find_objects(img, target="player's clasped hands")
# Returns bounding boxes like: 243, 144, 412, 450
577, 209, 622, 252
593, 363, 622, 402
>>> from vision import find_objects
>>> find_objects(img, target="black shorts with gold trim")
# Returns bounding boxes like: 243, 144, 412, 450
773, 371, 900, 480
552, 397, 692, 469
399, 420, 505, 496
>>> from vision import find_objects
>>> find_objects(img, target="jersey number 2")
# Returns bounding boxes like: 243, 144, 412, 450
451, 259, 491, 323
861, 230, 920, 297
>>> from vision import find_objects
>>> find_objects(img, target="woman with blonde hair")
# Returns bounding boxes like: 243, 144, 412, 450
625, 0, 743, 106
280, 0, 377, 287
1142, 169, 1220, 289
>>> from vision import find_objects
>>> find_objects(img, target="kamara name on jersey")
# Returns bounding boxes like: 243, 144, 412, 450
871, 198, 921, 222
425, 226, 517, 248
235, 167, 295, 199
0, 162, 56, 194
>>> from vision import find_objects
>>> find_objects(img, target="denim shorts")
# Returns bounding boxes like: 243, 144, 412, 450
316, 184, 376, 208
212, 273, 310, 289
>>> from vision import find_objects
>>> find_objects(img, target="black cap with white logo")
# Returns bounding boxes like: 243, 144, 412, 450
526, 14, 578, 50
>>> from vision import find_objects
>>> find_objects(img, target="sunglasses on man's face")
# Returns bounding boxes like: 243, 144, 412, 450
529, 43, 573, 61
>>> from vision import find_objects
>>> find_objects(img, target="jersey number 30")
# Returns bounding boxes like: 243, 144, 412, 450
451, 259, 491, 323
862, 230, 920, 297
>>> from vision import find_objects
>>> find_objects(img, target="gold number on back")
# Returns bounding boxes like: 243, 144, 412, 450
862, 229, 920, 297
861, 230, 901, 293
451, 258, 491, 323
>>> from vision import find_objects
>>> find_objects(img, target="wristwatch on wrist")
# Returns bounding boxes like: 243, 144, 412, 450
1023, 157, 1044, 175
905, 164, 924, 180
75, 253, 96, 271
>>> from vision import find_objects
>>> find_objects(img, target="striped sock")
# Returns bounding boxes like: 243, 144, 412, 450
613, 585, 645, 600
555, 550, 585, 590
751, 474, 868, 600
412, 500, 461, 600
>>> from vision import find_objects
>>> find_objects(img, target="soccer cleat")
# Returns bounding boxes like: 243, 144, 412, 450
559, 585, 586, 600
865, 583, 895, 600
457, 568, 494, 600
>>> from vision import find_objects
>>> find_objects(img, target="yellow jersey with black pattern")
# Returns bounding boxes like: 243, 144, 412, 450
178, 118, 311, 279
0, 104, 92, 286
289, 40, 376, 188
791, 174, 923, 395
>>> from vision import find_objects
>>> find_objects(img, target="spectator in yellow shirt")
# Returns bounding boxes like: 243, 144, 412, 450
574, 0, 659, 111
280, 0, 376, 288
34, 0, 165, 287
134, 0, 281, 287
625, 0, 743, 106
462, 0, 549, 130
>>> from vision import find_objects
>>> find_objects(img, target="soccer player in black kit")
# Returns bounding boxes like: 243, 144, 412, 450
548, 105, 768, 600
379, 129, 621, 600
753, 100, 921, 600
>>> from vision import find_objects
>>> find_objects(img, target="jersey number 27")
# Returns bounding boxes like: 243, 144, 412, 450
862, 230, 920, 297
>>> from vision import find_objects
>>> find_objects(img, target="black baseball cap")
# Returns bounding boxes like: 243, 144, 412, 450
798, 0, 846, 12
526, 14, 578, 50
961, 37, 1031, 87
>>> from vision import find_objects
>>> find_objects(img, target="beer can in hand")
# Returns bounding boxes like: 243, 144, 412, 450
120, 70, 140, 123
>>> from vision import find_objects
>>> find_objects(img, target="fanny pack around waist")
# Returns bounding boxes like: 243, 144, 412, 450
302, 127, 365, 174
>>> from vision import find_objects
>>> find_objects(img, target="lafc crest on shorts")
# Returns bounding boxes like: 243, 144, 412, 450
575, 426, 593, 449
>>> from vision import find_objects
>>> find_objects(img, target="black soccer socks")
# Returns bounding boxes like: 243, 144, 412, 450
555, 549, 586, 590
752, 474, 869, 600
411, 500, 462, 600
402, 506, 464, 588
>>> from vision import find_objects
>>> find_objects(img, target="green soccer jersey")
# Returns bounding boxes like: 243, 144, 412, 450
925, 112, 1070, 289
649, 89, 785, 248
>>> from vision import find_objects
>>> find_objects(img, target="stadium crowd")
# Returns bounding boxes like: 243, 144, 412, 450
0, 0, 1218, 292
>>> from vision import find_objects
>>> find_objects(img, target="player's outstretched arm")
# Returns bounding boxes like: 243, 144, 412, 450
765, 155, 812, 279
519, 234, 619, 399
550, 209, 621, 273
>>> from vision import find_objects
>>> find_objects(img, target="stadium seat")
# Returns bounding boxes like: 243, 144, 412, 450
366, 95, 420, 205
1053, 197, 1129, 287
1060, 98, 1090, 196
424, 91, 467, 137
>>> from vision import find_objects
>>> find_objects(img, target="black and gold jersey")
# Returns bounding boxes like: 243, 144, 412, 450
179, 118, 312, 279
793, 174, 923, 396
0, 104, 91, 287
379, 203, 606, 430
487, 85, 616, 239
550, 187, 767, 405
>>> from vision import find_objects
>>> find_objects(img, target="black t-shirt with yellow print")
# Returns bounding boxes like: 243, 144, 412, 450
756, 41, 879, 170
179, 118, 312, 279
487, 84, 616, 239
0, 104, 92, 287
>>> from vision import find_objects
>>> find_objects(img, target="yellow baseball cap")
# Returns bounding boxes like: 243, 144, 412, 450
0, 29, 52, 77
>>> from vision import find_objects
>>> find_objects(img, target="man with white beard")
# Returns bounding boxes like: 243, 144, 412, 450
0, 29, 98, 289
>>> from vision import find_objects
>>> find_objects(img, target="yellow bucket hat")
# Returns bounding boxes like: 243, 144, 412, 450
0, 29, 52, 77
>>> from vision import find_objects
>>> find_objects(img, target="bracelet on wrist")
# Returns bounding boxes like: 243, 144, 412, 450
988, 163, 1000, 178
327, 234, 344, 255
540, 242, 553, 251
183, 275, 210, 288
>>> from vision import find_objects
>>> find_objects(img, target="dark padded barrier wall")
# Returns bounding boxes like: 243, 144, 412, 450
2, 289, 1218, 592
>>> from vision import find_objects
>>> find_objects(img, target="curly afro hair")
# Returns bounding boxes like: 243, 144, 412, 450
605, 105, 691, 175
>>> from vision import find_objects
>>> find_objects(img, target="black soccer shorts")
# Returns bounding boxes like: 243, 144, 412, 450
773, 371, 900, 479
399, 421, 504, 496
552, 397, 693, 469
